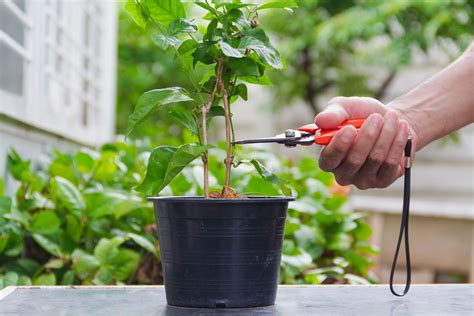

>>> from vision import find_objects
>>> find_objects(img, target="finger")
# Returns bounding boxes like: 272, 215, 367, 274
377, 120, 409, 183
357, 111, 400, 178
333, 113, 384, 185
318, 125, 357, 171
315, 103, 350, 130
315, 96, 386, 129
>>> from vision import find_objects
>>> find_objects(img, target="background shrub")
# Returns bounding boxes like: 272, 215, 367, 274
0, 142, 377, 287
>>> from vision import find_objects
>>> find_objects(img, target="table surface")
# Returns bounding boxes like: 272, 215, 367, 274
0, 285, 472, 316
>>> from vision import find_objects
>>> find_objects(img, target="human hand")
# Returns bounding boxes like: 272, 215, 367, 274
315, 97, 412, 189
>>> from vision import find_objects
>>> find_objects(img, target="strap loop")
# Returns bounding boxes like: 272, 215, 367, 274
389, 138, 412, 297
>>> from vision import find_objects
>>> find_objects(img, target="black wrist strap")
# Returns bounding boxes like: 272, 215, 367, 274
389, 138, 412, 297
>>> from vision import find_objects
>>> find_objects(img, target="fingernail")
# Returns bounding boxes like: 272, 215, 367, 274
341, 126, 356, 143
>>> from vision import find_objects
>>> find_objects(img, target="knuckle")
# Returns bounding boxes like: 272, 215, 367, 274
319, 156, 337, 171
353, 179, 365, 190
385, 158, 399, 169
335, 174, 352, 186
368, 151, 384, 165
354, 176, 375, 190
345, 155, 364, 169
319, 160, 334, 172
328, 96, 347, 105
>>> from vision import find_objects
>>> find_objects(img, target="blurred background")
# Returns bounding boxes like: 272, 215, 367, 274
0, 0, 472, 287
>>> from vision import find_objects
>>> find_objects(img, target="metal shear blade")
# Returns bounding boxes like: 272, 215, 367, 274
233, 130, 315, 146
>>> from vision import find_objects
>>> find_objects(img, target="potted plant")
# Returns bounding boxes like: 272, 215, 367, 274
125, 0, 297, 308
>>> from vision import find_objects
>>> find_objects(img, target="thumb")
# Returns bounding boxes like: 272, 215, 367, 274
315, 96, 385, 129
315, 103, 350, 129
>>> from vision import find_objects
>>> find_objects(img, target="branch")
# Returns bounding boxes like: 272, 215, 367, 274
201, 61, 223, 198
216, 58, 234, 196
374, 70, 396, 100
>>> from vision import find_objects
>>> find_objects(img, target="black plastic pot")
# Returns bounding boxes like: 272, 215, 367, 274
149, 196, 294, 308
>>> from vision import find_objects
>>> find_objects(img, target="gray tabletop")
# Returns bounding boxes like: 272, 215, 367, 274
0, 285, 472, 316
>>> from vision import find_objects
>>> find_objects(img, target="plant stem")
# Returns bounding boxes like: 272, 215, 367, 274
218, 60, 233, 193
228, 77, 238, 156
201, 60, 223, 197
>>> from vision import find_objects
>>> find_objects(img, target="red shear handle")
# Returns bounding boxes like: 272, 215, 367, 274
298, 119, 366, 145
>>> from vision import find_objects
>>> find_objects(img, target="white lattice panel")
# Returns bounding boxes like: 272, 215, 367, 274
0, 0, 116, 145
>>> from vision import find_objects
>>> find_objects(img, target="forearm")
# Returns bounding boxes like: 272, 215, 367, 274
389, 43, 474, 149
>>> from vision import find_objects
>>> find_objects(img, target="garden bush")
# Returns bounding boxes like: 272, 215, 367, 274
0, 142, 377, 288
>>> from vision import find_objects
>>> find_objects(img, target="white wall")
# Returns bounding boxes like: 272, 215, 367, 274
0, 0, 118, 189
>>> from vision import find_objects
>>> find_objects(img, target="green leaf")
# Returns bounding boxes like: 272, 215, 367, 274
151, 33, 180, 50
72, 249, 100, 279
66, 214, 83, 243
32, 234, 60, 257
257, 1, 298, 10
0, 177, 5, 196
84, 190, 144, 219
192, 41, 218, 66
177, 39, 198, 57
0, 235, 8, 254
344, 273, 371, 285
285, 217, 301, 237
17, 276, 32, 286
131, 0, 186, 27
328, 232, 351, 251
124, 0, 148, 29
127, 87, 194, 136
33, 273, 56, 286
282, 247, 312, 269
111, 249, 140, 281
233, 84, 248, 101
94, 237, 125, 266
3, 234, 23, 257
11, 259, 40, 277
7, 149, 31, 181
219, 41, 245, 58
228, 57, 260, 77
0, 196, 12, 216
240, 38, 283, 69
194, 1, 218, 14
61, 271, 75, 285
93, 267, 114, 285
51, 176, 85, 215
136, 144, 208, 195
31, 211, 61, 235
169, 108, 199, 135
227, 8, 249, 27
3, 271, 19, 286
127, 232, 158, 258
168, 18, 197, 35
246, 176, 280, 196
240, 74, 272, 86
45, 258, 64, 269
207, 106, 226, 123
75, 151, 95, 173
235, 159, 291, 195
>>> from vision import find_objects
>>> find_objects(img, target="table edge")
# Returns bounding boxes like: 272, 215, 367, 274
0, 286, 17, 301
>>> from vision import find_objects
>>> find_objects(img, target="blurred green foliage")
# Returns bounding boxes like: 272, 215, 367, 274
263, 0, 474, 113
0, 143, 376, 287
117, 8, 194, 142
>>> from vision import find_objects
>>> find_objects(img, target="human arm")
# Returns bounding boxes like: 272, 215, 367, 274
315, 43, 474, 189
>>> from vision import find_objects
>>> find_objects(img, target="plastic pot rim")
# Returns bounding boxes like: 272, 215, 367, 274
147, 196, 295, 203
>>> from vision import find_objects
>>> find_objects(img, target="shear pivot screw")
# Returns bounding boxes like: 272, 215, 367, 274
285, 129, 296, 138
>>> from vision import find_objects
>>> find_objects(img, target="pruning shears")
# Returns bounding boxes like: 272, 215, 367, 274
233, 119, 366, 147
